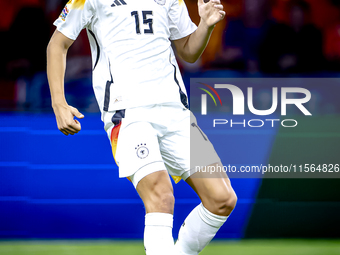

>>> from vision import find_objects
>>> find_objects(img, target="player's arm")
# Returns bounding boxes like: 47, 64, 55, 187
173, 0, 225, 63
47, 29, 84, 136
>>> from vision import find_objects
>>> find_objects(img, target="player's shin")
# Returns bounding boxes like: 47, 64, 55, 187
144, 213, 175, 255
174, 203, 228, 255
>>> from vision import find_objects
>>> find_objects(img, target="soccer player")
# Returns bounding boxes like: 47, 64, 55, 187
47, 0, 237, 254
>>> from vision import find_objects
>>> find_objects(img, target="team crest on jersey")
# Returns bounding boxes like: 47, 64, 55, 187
59, 5, 70, 21
136, 143, 149, 159
154, 0, 166, 5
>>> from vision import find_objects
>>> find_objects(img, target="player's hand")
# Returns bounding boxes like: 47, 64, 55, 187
52, 104, 84, 136
198, 0, 225, 28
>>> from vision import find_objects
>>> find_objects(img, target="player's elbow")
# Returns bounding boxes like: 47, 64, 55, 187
180, 53, 199, 64
185, 56, 198, 64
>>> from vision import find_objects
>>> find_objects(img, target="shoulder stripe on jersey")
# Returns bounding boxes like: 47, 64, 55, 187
170, 60, 189, 109
88, 30, 100, 70
103, 61, 114, 112
111, 0, 127, 7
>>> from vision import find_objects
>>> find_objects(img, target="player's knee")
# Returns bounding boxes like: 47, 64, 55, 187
157, 191, 175, 212
210, 189, 237, 216
148, 188, 175, 214
220, 190, 237, 216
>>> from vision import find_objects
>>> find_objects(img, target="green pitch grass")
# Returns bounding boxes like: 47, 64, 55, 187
0, 239, 339, 255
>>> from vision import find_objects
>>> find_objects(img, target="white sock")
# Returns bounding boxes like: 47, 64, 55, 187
144, 213, 175, 255
175, 203, 228, 255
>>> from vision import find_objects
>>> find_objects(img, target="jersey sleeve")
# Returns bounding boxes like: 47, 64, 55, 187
168, 0, 197, 41
53, 0, 95, 40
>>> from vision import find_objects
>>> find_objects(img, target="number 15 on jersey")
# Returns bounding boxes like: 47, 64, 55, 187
131, 11, 153, 34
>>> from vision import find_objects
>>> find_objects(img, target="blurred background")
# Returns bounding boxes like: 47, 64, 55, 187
3, 0, 340, 110
0, 0, 340, 254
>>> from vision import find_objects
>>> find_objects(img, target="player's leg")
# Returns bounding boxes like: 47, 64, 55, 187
108, 115, 176, 255
134, 170, 176, 255
153, 103, 235, 254
175, 163, 237, 255
157, 105, 236, 254
185, 163, 236, 216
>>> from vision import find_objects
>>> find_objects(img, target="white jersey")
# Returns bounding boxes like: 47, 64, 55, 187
54, 0, 197, 118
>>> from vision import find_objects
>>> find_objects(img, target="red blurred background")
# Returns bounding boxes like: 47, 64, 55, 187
1, 0, 340, 111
